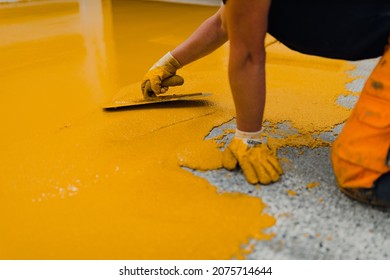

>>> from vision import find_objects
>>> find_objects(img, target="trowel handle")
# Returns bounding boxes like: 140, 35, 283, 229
161, 75, 184, 87
143, 75, 184, 99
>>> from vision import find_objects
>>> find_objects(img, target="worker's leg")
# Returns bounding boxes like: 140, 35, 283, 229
331, 41, 390, 206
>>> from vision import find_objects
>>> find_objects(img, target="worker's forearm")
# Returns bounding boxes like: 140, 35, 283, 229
229, 53, 266, 132
171, 7, 228, 66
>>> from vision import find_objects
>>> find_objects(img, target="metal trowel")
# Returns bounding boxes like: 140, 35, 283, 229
103, 76, 211, 109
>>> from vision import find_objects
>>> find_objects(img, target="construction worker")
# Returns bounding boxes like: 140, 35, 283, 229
141, 0, 390, 206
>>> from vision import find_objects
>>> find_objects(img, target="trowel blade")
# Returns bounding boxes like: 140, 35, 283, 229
103, 93, 212, 109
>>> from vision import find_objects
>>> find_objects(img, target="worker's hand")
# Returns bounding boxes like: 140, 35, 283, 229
141, 52, 184, 99
222, 129, 283, 185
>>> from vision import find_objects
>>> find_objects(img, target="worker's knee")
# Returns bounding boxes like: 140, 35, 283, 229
331, 44, 390, 188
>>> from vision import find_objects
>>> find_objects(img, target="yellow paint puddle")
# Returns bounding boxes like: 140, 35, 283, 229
265, 41, 355, 133
176, 139, 223, 171
0, 0, 354, 259
0, 0, 273, 260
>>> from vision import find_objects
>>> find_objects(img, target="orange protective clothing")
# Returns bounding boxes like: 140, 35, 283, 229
331, 43, 390, 188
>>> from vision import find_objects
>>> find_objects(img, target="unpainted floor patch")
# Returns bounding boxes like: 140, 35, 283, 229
183, 57, 390, 259
336, 94, 359, 110
187, 145, 390, 259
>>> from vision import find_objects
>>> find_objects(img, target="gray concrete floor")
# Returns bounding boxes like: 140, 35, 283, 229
186, 58, 390, 260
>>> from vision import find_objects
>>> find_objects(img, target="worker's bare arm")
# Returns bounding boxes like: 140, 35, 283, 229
171, 6, 228, 66
225, 0, 270, 132
142, 6, 227, 96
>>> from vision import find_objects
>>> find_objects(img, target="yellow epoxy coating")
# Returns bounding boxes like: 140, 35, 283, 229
0, 0, 274, 260
176, 140, 223, 171
0, 0, 354, 259
266, 41, 354, 132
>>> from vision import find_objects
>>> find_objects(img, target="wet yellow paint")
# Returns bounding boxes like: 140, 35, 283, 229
265, 40, 355, 133
176, 139, 223, 171
0, 0, 275, 260
0, 0, 355, 260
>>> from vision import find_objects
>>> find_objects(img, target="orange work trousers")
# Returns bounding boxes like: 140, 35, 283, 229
331, 42, 390, 188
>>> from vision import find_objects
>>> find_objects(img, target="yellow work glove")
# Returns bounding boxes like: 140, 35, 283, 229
141, 52, 184, 99
222, 129, 283, 185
